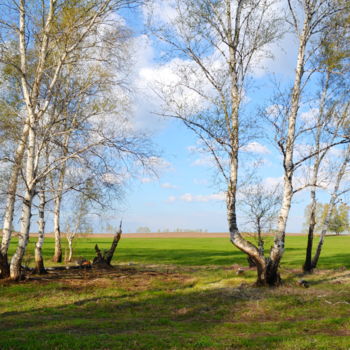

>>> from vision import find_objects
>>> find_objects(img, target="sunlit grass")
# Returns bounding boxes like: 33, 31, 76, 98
1, 234, 350, 349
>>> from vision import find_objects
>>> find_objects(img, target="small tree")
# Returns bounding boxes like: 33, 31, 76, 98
240, 182, 282, 260
64, 193, 91, 262
324, 203, 349, 235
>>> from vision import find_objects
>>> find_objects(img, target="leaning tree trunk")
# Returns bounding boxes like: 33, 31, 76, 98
222, 0, 266, 285
267, 11, 311, 285
10, 120, 37, 281
34, 187, 46, 274
227, 159, 267, 285
0, 121, 29, 278
303, 71, 329, 273
93, 222, 122, 267
311, 144, 350, 269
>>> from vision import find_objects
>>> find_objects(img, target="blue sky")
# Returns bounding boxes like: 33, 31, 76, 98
94, 4, 318, 234
59, 2, 347, 235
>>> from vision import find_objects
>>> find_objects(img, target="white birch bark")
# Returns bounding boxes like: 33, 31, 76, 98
52, 127, 71, 262
9, 0, 55, 280
10, 116, 37, 280
224, 0, 267, 284
1, 0, 118, 277
268, 9, 312, 283
35, 186, 46, 274
52, 169, 65, 262
0, 121, 29, 276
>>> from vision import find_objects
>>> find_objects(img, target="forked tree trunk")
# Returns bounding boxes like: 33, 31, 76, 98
34, 188, 46, 274
93, 222, 122, 267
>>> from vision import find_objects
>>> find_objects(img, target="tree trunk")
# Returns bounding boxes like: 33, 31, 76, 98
303, 70, 329, 273
52, 196, 62, 263
303, 211, 316, 272
52, 159, 67, 263
225, 0, 269, 286
311, 144, 350, 269
34, 187, 46, 274
268, 11, 311, 285
67, 238, 73, 262
93, 222, 122, 267
10, 109, 37, 280
0, 122, 29, 278
303, 170, 318, 273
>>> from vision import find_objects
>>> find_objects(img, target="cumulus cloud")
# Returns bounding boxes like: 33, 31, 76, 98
300, 108, 319, 127
241, 142, 270, 154
191, 155, 215, 167
102, 172, 130, 185
263, 177, 283, 189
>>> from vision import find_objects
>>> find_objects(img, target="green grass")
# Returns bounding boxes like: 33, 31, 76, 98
7, 234, 350, 269
1, 234, 350, 349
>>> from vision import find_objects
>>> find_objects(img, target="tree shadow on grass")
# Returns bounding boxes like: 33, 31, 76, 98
0, 285, 302, 350
1, 266, 349, 350
314, 253, 350, 269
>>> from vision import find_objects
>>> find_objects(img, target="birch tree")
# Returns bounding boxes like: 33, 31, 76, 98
146, 0, 285, 285
0, 0, 143, 280
265, 0, 343, 284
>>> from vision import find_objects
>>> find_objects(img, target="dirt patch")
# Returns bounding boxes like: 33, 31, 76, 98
4, 265, 193, 293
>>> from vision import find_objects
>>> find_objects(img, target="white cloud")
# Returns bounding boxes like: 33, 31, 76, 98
102, 172, 130, 185
167, 195, 177, 203
263, 177, 283, 189
191, 155, 215, 167
168, 192, 226, 203
266, 104, 283, 117
140, 177, 153, 183
300, 108, 319, 127
144, 156, 172, 171
161, 182, 177, 189
241, 142, 270, 154
142, 0, 177, 24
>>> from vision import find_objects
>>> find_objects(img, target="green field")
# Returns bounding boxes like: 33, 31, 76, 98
1, 235, 350, 349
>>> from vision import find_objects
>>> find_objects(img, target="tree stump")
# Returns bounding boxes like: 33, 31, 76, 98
93, 221, 122, 268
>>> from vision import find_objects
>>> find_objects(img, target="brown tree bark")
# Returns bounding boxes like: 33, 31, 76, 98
93, 222, 122, 267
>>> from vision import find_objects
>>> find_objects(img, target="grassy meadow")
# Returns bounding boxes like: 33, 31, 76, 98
1, 234, 350, 349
